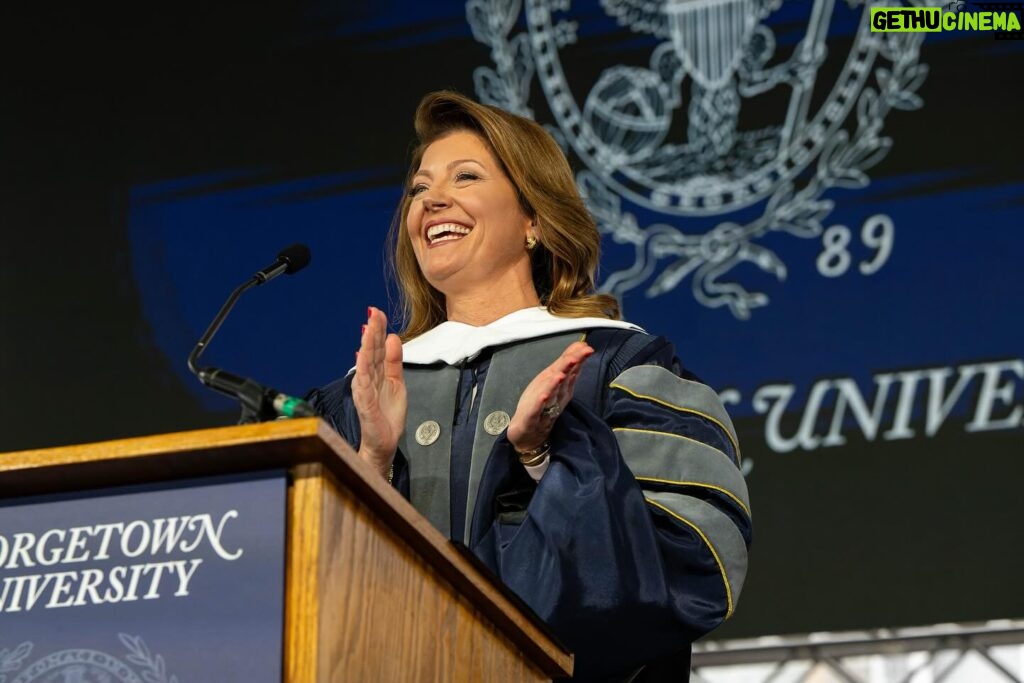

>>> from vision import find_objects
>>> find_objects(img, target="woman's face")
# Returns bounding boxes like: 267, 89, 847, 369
406, 130, 534, 298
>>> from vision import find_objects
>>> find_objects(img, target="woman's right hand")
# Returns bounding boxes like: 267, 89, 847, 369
352, 307, 407, 479
507, 341, 594, 454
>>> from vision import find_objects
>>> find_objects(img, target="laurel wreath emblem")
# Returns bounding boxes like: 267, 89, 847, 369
467, 0, 928, 318
0, 635, 177, 683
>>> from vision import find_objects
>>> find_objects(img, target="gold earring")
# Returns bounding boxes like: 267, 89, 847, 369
525, 235, 538, 250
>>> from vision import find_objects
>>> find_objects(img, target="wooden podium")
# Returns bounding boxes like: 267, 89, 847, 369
0, 418, 573, 682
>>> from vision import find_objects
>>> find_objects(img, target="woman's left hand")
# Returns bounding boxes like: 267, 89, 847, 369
507, 341, 594, 453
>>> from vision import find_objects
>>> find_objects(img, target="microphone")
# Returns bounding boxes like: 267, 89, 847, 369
255, 243, 312, 284
187, 244, 316, 423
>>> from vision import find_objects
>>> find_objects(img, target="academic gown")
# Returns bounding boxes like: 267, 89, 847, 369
308, 308, 752, 682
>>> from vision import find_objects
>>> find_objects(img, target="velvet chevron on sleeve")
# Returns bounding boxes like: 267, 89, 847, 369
608, 365, 750, 618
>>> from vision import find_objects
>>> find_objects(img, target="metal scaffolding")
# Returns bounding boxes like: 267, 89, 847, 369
691, 621, 1024, 683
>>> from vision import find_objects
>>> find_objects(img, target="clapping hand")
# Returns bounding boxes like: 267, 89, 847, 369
352, 307, 407, 478
507, 341, 594, 454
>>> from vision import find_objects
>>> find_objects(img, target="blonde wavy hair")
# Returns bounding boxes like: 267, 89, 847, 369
388, 91, 621, 340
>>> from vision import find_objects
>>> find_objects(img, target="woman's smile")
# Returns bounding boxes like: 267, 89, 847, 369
424, 220, 473, 247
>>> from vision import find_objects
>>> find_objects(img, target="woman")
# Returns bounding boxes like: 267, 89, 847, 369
309, 91, 751, 681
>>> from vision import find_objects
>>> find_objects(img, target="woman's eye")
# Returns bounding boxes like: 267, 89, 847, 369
408, 184, 427, 197
455, 171, 479, 182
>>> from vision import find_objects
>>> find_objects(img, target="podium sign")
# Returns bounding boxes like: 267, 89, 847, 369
0, 471, 287, 683
0, 420, 572, 682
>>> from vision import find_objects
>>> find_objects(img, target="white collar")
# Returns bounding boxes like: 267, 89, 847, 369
401, 307, 643, 365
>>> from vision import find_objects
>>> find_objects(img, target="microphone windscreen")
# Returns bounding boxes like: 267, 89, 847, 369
278, 243, 311, 274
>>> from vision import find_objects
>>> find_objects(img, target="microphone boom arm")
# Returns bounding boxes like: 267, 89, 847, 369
187, 276, 260, 376
186, 244, 315, 424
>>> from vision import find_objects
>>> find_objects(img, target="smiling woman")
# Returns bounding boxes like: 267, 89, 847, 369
405, 130, 538, 316
307, 91, 751, 682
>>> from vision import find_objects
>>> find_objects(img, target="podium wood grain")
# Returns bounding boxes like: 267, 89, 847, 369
1, 419, 573, 682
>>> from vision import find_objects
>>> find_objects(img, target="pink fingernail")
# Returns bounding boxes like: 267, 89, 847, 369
367, 306, 373, 318
361, 324, 367, 335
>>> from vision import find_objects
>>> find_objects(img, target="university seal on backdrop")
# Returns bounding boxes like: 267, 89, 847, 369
467, 0, 928, 317
1, 636, 177, 683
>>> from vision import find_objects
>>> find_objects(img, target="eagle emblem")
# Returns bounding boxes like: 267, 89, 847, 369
468, 0, 927, 317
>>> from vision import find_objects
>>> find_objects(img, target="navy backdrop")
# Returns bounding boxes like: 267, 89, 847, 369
2, 1, 1022, 641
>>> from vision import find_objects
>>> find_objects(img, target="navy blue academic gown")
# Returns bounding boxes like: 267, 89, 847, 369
309, 327, 751, 682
